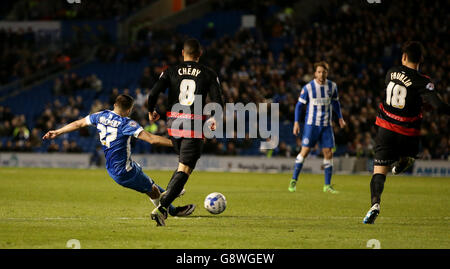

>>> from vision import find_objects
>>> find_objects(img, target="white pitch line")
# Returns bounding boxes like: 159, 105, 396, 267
0, 216, 448, 221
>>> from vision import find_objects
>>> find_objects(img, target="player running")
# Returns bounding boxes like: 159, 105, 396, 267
43, 94, 195, 221
289, 61, 346, 193
147, 38, 224, 226
363, 41, 450, 224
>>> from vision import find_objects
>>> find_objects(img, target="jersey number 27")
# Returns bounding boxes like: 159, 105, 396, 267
98, 124, 117, 148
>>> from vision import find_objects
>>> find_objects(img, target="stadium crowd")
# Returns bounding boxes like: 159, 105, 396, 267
0, 26, 84, 86
0, 0, 448, 160
9, 0, 156, 21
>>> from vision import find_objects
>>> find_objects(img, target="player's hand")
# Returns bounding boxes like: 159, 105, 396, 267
148, 111, 160, 122
42, 130, 59, 140
293, 122, 300, 136
339, 118, 346, 128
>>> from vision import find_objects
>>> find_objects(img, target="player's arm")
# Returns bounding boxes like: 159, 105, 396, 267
147, 68, 170, 121
331, 84, 346, 128
418, 80, 450, 115
331, 100, 346, 128
42, 118, 88, 140
209, 72, 224, 108
205, 71, 224, 131
420, 82, 450, 115
293, 87, 308, 135
137, 130, 173, 147
293, 101, 304, 135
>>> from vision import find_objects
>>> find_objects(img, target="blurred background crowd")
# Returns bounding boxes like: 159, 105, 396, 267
0, 0, 448, 161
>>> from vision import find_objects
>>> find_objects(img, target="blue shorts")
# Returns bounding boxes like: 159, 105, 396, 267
301, 124, 335, 149
110, 162, 154, 193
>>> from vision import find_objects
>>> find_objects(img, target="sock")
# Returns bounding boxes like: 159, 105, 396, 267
323, 159, 333, 185
150, 183, 176, 215
160, 171, 189, 209
292, 154, 304, 180
370, 173, 386, 206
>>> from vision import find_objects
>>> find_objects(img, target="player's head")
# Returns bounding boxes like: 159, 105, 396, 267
182, 38, 202, 61
402, 41, 424, 66
314, 61, 329, 84
114, 94, 134, 116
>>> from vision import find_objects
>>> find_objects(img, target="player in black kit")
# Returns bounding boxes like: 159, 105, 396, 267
363, 41, 450, 224
147, 38, 224, 226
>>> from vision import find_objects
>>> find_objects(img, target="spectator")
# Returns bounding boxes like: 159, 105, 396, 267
47, 141, 59, 153
68, 141, 82, 153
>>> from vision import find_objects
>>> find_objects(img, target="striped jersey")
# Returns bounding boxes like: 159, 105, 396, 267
298, 79, 339, 126
85, 110, 143, 179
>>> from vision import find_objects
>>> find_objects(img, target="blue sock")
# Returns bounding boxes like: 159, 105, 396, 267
324, 166, 332, 185
292, 155, 304, 180
324, 159, 333, 185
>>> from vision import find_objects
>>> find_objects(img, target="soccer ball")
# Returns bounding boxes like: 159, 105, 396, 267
204, 192, 227, 214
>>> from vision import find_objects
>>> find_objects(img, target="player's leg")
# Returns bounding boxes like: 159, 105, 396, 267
147, 179, 193, 217
320, 126, 338, 193
322, 147, 338, 194
130, 165, 191, 218
289, 124, 316, 192
363, 128, 397, 224
363, 165, 389, 224
370, 165, 389, 205
152, 138, 203, 225
392, 157, 415, 175
391, 135, 419, 175
159, 162, 192, 209
158, 169, 187, 198
289, 146, 311, 192
152, 164, 192, 224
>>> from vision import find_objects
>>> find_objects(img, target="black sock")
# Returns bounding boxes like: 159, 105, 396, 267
160, 171, 189, 208
370, 173, 386, 206
165, 169, 178, 191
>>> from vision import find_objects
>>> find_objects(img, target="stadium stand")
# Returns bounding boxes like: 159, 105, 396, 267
0, 0, 448, 160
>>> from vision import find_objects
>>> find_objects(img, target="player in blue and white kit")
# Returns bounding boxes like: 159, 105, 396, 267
43, 94, 195, 224
289, 61, 346, 193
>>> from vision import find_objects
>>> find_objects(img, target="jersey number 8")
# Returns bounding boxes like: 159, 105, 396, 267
386, 81, 407, 109
179, 79, 196, 105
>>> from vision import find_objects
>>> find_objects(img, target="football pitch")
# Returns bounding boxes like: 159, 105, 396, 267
0, 167, 448, 249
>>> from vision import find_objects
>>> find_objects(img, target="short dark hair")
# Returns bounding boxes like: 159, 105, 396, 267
402, 41, 424, 64
314, 61, 329, 72
115, 94, 134, 111
183, 38, 202, 59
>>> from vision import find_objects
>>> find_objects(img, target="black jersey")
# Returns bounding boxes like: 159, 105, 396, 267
147, 61, 224, 138
375, 65, 449, 136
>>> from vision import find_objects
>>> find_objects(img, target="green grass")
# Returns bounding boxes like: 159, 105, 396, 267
0, 167, 448, 249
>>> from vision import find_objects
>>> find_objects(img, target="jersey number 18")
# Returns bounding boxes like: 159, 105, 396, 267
386, 81, 407, 109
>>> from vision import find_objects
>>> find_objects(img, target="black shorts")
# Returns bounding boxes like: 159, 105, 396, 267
374, 127, 420, 166
170, 137, 204, 169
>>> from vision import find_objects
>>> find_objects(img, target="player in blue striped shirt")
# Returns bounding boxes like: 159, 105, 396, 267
43, 94, 195, 224
289, 62, 346, 193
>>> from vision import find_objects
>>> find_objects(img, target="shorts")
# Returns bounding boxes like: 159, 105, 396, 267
301, 124, 335, 149
374, 127, 420, 166
170, 137, 204, 169
111, 162, 154, 193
